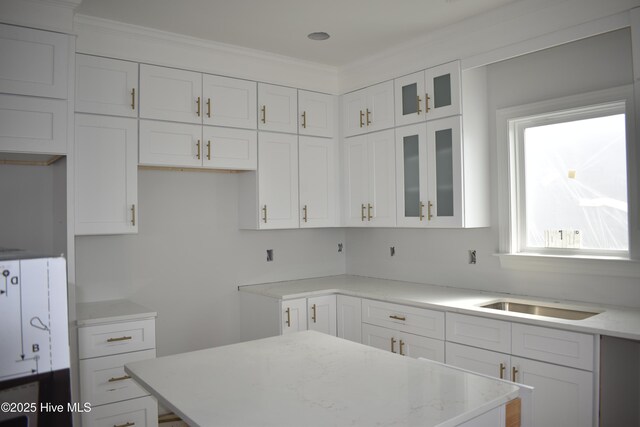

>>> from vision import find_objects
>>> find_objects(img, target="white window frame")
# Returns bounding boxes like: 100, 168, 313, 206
496, 85, 640, 277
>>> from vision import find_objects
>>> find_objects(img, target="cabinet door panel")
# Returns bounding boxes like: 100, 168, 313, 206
366, 81, 395, 133
395, 123, 428, 227
139, 120, 202, 167
342, 90, 367, 137
299, 90, 334, 138
258, 132, 299, 229
140, 64, 202, 124
76, 55, 138, 117
75, 114, 138, 235
368, 129, 396, 227
337, 295, 362, 343
362, 323, 396, 353
446, 342, 511, 380
0, 24, 68, 99
394, 71, 426, 127
202, 74, 256, 129
299, 136, 337, 228
258, 83, 297, 133
344, 135, 369, 226
398, 331, 444, 362
425, 61, 461, 120
202, 126, 256, 170
308, 295, 337, 336
426, 116, 463, 227
281, 299, 307, 334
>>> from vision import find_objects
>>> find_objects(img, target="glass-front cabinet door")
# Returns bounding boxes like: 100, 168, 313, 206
426, 116, 463, 227
425, 61, 461, 121
394, 71, 426, 127
395, 123, 428, 227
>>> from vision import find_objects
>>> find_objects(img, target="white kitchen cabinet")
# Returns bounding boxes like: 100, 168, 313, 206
362, 299, 445, 340
140, 64, 202, 124
281, 298, 307, 334
361, 323, 444, 362
139, 120, 203, 168
0, 24, 69, 99
342, 81, 394, 137
0, 93, 67, 154
394, 71, 426, 127
395, 123, 427, 226
202, 74, 257, 129
446, 312, 511, 354
343, 129, 396, 227
202, 126, 257, 170
298, 90, 334, 138
299, 136, 338, 228
446, 342, 511, 380
336, 295, 362, 343
76, 54, 139, 117
258, 83, 297, 134
307, 295, 337, 336
75, 114, 138, 235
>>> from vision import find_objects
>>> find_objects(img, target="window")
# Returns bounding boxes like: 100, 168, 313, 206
497, 86, 637, 272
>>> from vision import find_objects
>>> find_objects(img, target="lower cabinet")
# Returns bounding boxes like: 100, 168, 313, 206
362, 323, 444, 361
337, 295, 362, 343
281, 298, 307, 334
82, 396, 158, 427
280, 295, 337, 336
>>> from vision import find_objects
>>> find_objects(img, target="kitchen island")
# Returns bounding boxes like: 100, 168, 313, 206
126, 331, 522, 427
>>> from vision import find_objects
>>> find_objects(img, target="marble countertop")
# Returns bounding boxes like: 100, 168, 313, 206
126, 331, 519, 427
76, 299, 157, 326
238, 275, 640, 341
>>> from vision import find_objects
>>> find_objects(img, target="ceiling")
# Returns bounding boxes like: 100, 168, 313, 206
76, 0, 518, 66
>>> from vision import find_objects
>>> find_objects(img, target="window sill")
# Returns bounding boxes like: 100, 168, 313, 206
495, 253, 640, 278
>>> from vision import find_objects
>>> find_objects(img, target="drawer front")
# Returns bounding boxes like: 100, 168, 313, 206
446, 313, 511, 353
362, 299, 444, 339
82, 395, 158, 427
79, 319, 156, 359
512, 323, 594, 370
80, 349, 155, 406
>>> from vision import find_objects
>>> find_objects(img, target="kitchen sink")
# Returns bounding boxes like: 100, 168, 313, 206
480, 300, 601, 320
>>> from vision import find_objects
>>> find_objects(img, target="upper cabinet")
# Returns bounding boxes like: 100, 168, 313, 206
299, 136, 338, 228
0, 24, 69, 99
298, 90, 334, 138
76, 55, 139, 117
202, 75, 257, 129
258, 83, 297, 134
343, 81, 394, 137
140, 64, 202, 124
394, 61, 461, 127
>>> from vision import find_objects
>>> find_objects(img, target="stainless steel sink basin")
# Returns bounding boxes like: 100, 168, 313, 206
480, 301, 600, 320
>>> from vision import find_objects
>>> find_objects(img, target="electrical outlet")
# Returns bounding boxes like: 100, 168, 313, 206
469, 250, 477, 264
266, 249, 274, 262
390, 247, 395, 257
338, 243, 343, 253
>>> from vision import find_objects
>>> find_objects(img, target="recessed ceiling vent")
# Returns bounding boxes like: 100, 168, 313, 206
307, 32, 330, 41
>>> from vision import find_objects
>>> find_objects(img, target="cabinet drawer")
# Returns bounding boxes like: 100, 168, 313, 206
446, 313, 511, 353
80, 349, 155, 406
82, 395, 158, 427
79, 319, 156, 359
362, 299, 444, 339
512, 323, 594, 370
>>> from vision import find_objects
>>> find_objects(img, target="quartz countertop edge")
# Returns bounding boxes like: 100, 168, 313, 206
76, 299, 157, 326
125, 331, 520, 427
238, 274, 640, 341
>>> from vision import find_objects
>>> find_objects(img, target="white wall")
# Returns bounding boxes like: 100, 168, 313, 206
345, 29, 640, 309
75, 169, 346, 356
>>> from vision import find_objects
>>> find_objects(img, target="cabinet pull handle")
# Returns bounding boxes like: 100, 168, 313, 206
196, 140, 201, 160
196, 96, 201, 117
366, 108, 371, 126
359, 110, 364, 128
419, 201, 424, 221
207, 140, 211, 160
207, 98, 211, 118
390, 337, 396, 353
511, 366, 518, 382
285, 307, 291, 327
106, 336, 132, 343
114, 422, 135, 427
130, 205, 136, 226
425, 93, 431, 112
261, 105, 266, 123
361, 204, 366, 221
416, 95, 422, 115
389, 315, 406, 321
399, 339, 405, 356
499, 363, 506, 379
108, 375, 131, 383
311, 304, 317, 323
262, 205, 268, 223
301, 111, 307, 128
427, 201, 433, 221
367, 203, 372, 221
131, 88, 135, 110
303, 205, 308, 223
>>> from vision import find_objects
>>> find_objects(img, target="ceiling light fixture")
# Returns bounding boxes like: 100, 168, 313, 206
307, 32, 330, 41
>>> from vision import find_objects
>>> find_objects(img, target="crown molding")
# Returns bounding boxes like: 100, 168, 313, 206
0, 0, 82, 33
74, 14, 340, 94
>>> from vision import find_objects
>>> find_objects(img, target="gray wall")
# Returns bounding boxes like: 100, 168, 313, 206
346, 29, 640, 308
75, 170, 346, 356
